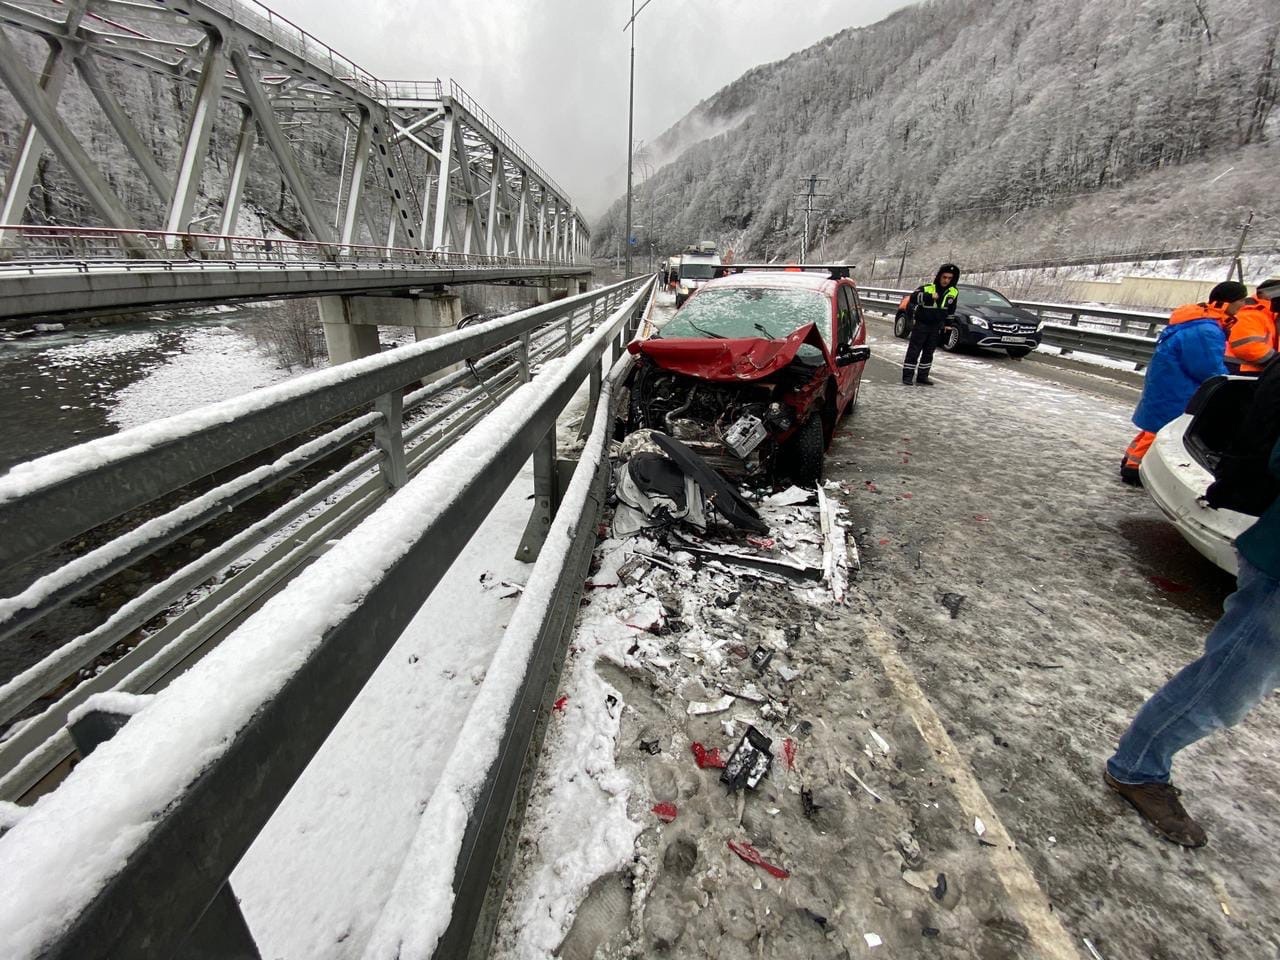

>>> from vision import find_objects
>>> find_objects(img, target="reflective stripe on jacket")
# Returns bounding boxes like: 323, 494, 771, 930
912, 283, 958, 326
1226, 299, 1278, 373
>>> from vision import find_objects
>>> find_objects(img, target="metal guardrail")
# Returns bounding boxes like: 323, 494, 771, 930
0, 274, 655, 958
857, 284, 1160, 368
0, 277, 648, 804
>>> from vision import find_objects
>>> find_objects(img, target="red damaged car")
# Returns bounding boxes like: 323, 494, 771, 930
624, 265, 871, 483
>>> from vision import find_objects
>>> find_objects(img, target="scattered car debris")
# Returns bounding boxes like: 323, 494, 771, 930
766, 485, 817, 506
651, 802, 678, 823
722, 725, 773, 791
776, 663, 802, 682
801, 787, 818, 819
690, 741, 727, 769
639, 737, 661, 755
940, 592, 965, 618
726, 839, 789, 879
933, 872, 948, 901
922, 927, 941, 938
818, 485, 853, 600
674, 542, 823, 580
750, 645, 774, 672
1083, 938, 1105, 960
687, 694, 736, 717
864, 932, 883, 948
895, 832, 924, 869
902, 869, 933, 892
869, 729, 892, 754
844, 765, 884, 803
782, 738, 797, 770
974, 817, 987, 837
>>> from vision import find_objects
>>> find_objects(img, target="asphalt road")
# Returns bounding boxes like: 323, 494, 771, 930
826, 326, 1275, 958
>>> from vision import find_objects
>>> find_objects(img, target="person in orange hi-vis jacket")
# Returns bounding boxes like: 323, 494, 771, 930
1120, 281, 1249, 486
1226, 277, 1280, 374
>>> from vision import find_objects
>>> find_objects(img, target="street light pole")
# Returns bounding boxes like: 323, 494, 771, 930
623, 0, 655, 279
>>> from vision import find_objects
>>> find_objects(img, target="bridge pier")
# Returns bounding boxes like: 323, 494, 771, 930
320, 291, 463, 375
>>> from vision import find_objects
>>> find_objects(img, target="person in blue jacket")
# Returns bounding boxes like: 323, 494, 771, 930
1120, 281, 1249, 485
1105, 426, 1280, 846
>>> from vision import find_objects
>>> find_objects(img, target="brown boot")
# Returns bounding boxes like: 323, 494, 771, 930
1104, 770, 1207, 848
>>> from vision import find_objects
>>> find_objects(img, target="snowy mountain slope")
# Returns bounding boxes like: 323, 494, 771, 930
596, 0, 1280, 265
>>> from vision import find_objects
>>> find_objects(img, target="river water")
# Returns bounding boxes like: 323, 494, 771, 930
0, 305, 294, 474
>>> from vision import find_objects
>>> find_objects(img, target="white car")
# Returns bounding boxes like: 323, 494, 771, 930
1141, 394, 1255, 575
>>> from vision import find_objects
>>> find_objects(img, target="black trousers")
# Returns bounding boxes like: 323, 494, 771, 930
903, 321, 944, 381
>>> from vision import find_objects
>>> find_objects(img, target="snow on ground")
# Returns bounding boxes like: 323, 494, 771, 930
106, 326, 292, 429
232, 464, 534, 958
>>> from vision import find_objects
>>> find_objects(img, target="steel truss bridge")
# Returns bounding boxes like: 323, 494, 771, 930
0, 0, 590, 318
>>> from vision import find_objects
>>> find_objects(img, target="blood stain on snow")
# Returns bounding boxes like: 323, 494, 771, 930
1148, 575, 1191, 593
783, 738, 797, 770
552, 695, 568, 713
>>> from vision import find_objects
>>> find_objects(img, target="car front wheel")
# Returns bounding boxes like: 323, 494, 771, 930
893, 312, 910, 339
783, 415, 825, 485
941, 325, 962, 352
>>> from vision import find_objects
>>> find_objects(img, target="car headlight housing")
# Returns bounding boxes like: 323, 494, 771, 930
968, 316, 988, 329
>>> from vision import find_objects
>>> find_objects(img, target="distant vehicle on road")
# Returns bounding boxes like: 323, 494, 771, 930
625, 264, 870, 484
895, 283, 1042, 358
1141, 375, 1255, 574
674, 250, 721, 307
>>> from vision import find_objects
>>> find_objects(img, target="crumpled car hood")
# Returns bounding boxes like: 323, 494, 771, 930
629, 323, 831, 382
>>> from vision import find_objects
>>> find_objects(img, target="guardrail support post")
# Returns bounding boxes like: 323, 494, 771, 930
515, 429, 559, 562
174, 884, 263, 960
577, 363, 603, 443
518, 333, 532, 382
374, 391, 408, 490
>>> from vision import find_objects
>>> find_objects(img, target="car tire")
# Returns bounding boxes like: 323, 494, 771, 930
893, 312, 910, 339
941, 325, 962, 352
1007, 346, 1032, 359
784, 415, 825, 485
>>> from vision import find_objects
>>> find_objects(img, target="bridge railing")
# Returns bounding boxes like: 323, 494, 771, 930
0, 224, 584, 270
858, 284, 1165, 368
0, 276, 652, 808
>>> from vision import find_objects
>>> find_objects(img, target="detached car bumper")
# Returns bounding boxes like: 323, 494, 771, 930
1140, 414, 1253, 574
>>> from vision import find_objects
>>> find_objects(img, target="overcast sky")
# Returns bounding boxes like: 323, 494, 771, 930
268, 0, 914, 218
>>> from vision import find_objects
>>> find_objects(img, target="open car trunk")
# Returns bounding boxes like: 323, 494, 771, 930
1183, 375, 1258, 473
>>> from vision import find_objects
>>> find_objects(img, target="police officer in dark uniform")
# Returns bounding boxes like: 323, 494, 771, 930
902, 262, 960, 385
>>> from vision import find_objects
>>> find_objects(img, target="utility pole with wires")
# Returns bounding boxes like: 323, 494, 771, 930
623, 0, 658, 279
792, 175, 830, 264
1227, 209, 1253, 282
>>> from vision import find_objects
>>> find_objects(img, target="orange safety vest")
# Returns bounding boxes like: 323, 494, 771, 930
1167, 301, 1229, 326
1226, 298, 1279, 373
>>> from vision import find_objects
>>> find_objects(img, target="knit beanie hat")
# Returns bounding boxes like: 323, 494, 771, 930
1256, 278, 1280, 301
1207, 280, 1248, 304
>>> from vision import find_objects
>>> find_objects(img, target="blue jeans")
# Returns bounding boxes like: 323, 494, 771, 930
1107, 554, 1280, 785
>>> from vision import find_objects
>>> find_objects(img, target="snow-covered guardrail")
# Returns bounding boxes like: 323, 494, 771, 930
857, 284, 1161, 369
0, 277, 645, 799
0, 274, 655, 959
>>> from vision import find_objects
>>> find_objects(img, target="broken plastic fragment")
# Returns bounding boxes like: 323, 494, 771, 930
639, 738, 661, 755
722, 725, 773, 790
902, 869, 932, 892
864, 932, 883, 948
687, 694, 735, 716
974, 817, 987, 837
652, 802, 678, 823
765, 485, 815, 506
750, 645, 774, 672
776, 663, 801, 682
869, 729, 891, 754
690, 742, 727, 769
726, 840, 789, 879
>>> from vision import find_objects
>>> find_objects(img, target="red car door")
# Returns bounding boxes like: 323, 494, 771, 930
833, 283, 866, 411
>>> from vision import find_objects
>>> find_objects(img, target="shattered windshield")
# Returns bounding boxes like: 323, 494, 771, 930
659, 287, 830, 345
